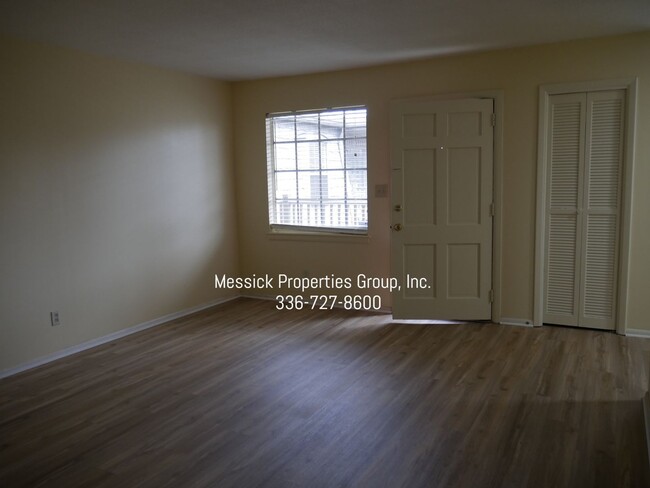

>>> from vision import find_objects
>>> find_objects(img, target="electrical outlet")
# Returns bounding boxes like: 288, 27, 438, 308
50, 311, 61, 326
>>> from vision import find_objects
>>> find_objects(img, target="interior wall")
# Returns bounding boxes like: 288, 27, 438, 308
232, 32, 650, 329
0, 36, 239, 372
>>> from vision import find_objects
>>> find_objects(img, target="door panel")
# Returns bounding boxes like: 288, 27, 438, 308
544, 93, 585, 326
403, 150, 436, 225
579, 90, 624, 329
582, 214, 617, 322
448, 244, 480, 298
546, 213, 579, 320
403, 244, 436, 298
391, 98, 494, 320
448, 147, 481, 225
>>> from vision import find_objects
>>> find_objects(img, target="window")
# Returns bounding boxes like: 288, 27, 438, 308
266, 107, 368, 234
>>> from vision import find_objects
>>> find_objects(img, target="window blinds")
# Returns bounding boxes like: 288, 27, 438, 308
266, 107, 368, 233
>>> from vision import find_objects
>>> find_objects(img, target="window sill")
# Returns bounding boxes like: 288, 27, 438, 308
267, 230, 370, 243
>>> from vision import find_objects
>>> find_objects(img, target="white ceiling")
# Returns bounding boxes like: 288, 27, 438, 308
1, 0, 649, 80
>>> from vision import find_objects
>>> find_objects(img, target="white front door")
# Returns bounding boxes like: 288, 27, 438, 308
390, 98, 494, 320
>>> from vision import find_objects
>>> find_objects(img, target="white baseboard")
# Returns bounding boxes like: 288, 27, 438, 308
625, 328, 650, 338
242, 293, 276, 302
0, 295, 237, 379
499, 317, 534, 327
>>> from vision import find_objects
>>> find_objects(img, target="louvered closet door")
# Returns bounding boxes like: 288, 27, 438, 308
544, 90, 624, 330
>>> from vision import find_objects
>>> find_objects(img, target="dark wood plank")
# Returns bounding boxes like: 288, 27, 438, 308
1, 298, 648, 487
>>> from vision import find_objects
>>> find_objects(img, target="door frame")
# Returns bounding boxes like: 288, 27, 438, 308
533, 78, 638, 334
390, 90, 504, 323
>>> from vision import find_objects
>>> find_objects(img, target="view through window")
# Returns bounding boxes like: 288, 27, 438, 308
266, 107, 368, 233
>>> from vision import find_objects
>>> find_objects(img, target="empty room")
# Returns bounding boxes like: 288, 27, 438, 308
1, 1, 650, 486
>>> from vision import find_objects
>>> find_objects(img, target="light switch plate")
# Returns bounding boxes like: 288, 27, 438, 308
375, 183, 388, 198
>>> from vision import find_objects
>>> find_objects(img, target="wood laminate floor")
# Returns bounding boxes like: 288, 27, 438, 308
1, 298, 649, 487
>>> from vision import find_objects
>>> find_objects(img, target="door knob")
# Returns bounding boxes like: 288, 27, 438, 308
392, 223, 402, 231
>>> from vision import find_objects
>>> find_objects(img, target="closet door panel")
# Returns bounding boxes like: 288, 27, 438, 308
544, 93, 586, 326
546, 213, 579, 320
579, 90, 624, 329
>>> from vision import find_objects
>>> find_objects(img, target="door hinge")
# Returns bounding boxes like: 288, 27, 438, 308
491, 113, 496, 126
488, 289, 494, 303
489, 202, 495, 217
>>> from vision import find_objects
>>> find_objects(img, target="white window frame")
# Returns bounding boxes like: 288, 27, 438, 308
266, 106, 368, 235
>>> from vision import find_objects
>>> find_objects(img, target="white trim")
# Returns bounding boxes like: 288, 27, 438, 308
499, 318, 534, 327
266, 231, 370, 243
490, 92, 505, 325
643, 391, 650, 468
616, 80, 638, 335
388, 90, 504, 323
0, 295, 238, 379
242, 293, 278, 302
624, 328, 650, 339
533, 78, 638, 332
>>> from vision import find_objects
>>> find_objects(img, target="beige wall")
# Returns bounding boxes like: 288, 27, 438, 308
0, 37, 239, 371
1, 32, 648, 373
233, 32, 650, 328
